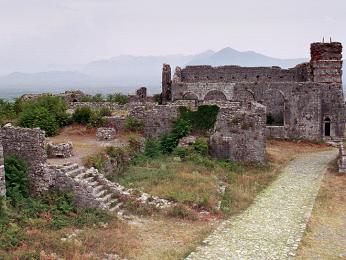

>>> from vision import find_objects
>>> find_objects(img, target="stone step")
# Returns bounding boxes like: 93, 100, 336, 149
89, 181, 100, 187
68, 167, 85, 178
83, 176, 95, 182
99, 193, 112, 202
95, 189, 108, 197
93, 185, 105, 193
106, 198, 118, 208
62, 163, 79, 173
74, 171, 88, 179
109, 202, 123, 212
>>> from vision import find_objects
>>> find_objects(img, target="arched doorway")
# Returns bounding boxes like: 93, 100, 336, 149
183, 92, 199, 100
204, 90, 227, 101
324, 117, 331, 137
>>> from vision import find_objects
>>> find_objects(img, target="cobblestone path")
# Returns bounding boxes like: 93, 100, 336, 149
187, 150, 337, 260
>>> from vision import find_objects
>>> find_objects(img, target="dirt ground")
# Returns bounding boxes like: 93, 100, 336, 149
296, 161, 346, 259
46, 125, 128, 165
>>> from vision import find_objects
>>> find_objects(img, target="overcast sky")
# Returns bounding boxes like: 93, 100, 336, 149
0, 0, 344, 74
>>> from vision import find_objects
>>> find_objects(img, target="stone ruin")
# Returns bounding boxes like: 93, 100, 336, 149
166, 42, 345, 142
21, 90, 87, 103
0, 143, 5, 197
136, 87, 147, 100
96, 127, 117, 141
47, 142, 73, 158
178, 136, 197, 148
338, 143, 346, 173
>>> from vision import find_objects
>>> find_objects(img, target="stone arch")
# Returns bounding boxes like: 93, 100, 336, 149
204, 90, 227, 101
183, 92, 199, 100
263, 89, 285, 126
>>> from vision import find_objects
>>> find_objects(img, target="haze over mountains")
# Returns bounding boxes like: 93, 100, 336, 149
0, 47, 321, 99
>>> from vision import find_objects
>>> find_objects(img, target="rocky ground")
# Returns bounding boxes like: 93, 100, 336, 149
187, 150, 337, 260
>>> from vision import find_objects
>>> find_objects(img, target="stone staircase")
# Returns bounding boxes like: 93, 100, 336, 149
54, 162, 173, 214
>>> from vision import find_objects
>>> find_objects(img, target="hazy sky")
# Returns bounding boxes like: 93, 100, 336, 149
0, 0, 345, 74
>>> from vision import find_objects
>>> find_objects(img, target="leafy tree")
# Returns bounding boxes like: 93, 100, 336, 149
106, 93, 129, 104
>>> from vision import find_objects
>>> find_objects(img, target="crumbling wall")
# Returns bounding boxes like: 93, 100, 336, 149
0, 143, 5, 197
0, 125, 53, 193
129, 104, 180, 137
47, 142, 73, 158
338, 143, 346, 173
209, 102, 266, 163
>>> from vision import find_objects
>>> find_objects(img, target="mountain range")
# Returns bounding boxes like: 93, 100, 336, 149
0, 47, 329, 99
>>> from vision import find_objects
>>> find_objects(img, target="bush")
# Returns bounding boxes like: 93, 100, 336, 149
173, 147, 188, 159
124, 117, 144, 132
84, 153, 107, 170
4, 156, 29, 205
18, 96, 69, 136
107, 93, 129, 104
0, 99, 16, 126
160, 118, 191, 154
191, 138, 209, 156
99, 107, 112, 117
144, 138, 161, 158
179, 105, 219, 133
72, 107, 106, 127
72, 107, 93, 124
19, 106, 59, 136
153, 94, 161, 103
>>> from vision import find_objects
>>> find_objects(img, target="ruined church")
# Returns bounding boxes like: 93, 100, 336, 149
162, 42, 345, 141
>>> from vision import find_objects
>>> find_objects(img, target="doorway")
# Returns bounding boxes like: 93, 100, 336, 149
324, 117, 331, 137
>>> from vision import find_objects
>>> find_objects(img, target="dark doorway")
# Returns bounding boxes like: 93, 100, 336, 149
324, 118, 331, 136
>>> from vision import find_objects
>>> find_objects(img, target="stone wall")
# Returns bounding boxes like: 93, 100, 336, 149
129, 104, 180, 137
21, 90, 87, 103
0, 143, 5, 197
209, 102, 266, 163
0, 125, 53, 193
96, 128, 117, 141
47, 142, 73, 158
338, 143, 346, 173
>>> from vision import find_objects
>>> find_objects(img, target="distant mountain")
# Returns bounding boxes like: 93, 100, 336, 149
5, 47, 345, 100
188, 47, 307, 68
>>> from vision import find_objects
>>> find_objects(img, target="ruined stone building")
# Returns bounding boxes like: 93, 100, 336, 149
162, 42, 345, 141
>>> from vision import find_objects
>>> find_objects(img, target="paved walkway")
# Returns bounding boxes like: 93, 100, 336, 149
187, 150, 337, 260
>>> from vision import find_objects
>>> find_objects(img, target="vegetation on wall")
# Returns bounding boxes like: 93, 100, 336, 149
124, 117, 144, 133
0, 156, 110, 252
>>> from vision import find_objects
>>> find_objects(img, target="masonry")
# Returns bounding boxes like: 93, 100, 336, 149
0, 125, 54, 194
0, 142, 5, 197
164, 42, 345, 141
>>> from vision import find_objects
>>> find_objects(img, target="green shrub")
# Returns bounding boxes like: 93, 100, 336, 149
19, 106, 59, 136
88, 109, 106, 127
153, 94, 161, 103
0, 99, 16, 126
84, 153, 107, 170
179, 105, 219, 133
107, 93, 129, 104
173, 147, 188, 159
99, 107, 112, 117
72, 107, 93, 124
191, 138, 209, 156
92, 93, 104, 102
17, 96, 69, 136
4, 156, 29, 205
124, 117, 144, 132
144, 138, 161, 158
72, 107, 106, 127
160, 118, 191, 154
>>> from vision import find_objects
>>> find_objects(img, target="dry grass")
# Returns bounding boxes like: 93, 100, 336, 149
1, 139, 331, 259
296, 160, 346, 259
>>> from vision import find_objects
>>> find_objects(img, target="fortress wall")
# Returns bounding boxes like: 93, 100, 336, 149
179, 65, 300, 83
0, 126, 54, 193
209, 101, 266, 163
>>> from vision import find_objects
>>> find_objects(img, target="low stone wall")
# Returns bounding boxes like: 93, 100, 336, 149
0, 125, 53, 193
96, 128, 117, 141
338, 143, 346, 173
47, 142, 73, 158
266, 126, 288, 139
129, 104, 180, 137
209, 102, 266, 163
0, 143, 5, 197
104, 116, 127, 132
69, 101, 156, 111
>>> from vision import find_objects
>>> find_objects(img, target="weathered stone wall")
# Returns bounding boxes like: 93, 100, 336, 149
0, 125, 53, 193
338, 143, 346, 173
209, 102, 266, 163
168, 42, 345, 141
0, 143, 5, 197
47, 142, 73, 158
96, 128, 117, 141
266, 126, 288, 139
129, 104, 180, 137
21, 90, 87, 103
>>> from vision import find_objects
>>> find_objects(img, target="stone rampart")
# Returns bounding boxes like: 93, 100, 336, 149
0, 125, 53, 193
209, 102, 266, 163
